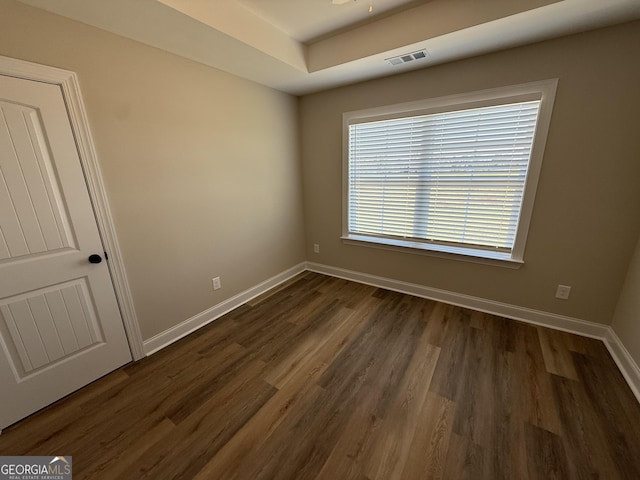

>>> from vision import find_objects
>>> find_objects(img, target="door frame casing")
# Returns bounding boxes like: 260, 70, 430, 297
0, 55, 145, 360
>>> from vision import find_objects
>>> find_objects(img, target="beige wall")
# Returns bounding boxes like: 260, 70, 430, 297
0, 0, 306, 340
300, 21, 640, 325
612, 235, 640, 366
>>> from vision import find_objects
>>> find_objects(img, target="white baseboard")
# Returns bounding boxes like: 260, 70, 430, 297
306, 262, 608, 338
603, 328, 640, 403
306, 261, 640, 403
143, 263, 306, 356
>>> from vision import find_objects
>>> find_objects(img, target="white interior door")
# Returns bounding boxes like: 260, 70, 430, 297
0, 74, 132, 429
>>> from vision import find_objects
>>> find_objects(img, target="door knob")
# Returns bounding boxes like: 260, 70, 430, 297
88, 254, 103, 264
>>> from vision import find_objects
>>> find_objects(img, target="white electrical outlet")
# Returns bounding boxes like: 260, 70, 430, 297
212, 277, 221, 291
313, 244, 320, 254
555, 284, 571, 300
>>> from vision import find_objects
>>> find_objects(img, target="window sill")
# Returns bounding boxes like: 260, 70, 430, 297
341, 234, 524, 269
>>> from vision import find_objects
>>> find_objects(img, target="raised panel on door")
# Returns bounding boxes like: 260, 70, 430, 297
0, 100, 76, 261
0, 278, 104, 378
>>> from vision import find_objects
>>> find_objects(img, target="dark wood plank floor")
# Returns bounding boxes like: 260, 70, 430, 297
1, 272, 639, 479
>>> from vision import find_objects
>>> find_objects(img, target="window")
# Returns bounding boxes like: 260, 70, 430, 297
342, 80, 557, 266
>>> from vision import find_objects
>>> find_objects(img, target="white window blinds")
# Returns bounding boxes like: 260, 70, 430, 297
347, 100, 541, 253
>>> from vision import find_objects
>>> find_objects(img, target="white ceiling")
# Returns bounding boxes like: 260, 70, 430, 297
18, 0, 640, 95
236, 0, 426, 43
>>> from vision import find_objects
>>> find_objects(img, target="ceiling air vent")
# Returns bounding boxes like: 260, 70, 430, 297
386, 49, 428, 66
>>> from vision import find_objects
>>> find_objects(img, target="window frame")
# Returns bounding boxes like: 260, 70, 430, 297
341, 79, 558, 267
